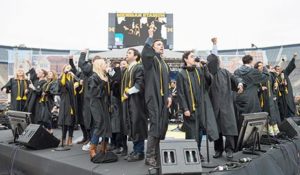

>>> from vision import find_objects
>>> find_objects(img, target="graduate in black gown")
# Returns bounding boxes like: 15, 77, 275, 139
177, 51, 219, 161
39, 70, 58, 133
58, 65, 79, 146
234, 55, 269, 128
121, 48, 147, 162
69, 55, 89, 144
141, 27, 172, 167
1, 68, 29, 111
88, 58, 112, 161
25, 62, 48, 124
78, 50, 94, 144
254, 62, 281, 136
108, 62, 129, 156
274, 54, 297, 119
207, 53, 244, 159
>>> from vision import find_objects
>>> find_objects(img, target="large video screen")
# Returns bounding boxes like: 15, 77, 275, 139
108, 13, 173, 49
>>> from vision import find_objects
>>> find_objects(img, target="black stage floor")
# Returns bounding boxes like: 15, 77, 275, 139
0, 128, 300, 175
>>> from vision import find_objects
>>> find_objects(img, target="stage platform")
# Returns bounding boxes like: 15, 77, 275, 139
0, 126, 300, 175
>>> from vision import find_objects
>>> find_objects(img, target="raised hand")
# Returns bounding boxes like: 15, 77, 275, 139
1, 88, 7, 92
293, 52, 298, 59
148, 27, 154, 38
211, 37, 217, 45
25, 59, 32, 68
81, 49, 89, 54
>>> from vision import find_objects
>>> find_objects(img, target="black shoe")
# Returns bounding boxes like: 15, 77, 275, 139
200, 154, 205, 162
213, 151, 223, 159
226, 150, 233, 159
127, 152, 145, 162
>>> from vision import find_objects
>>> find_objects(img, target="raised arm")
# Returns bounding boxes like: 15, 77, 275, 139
78, 50, 93, 76
69, 55, 78, 74
141, 28, 156, 70
211, 37, 218, 56
284, 53, 297, 76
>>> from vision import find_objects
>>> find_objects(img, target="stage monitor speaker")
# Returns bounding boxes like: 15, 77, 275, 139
279, 118, 300, 138
17, 124, 60, 150
159, 139, 202, 174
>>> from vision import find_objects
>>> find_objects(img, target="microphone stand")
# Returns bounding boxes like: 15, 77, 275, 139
201, 66, 218, 168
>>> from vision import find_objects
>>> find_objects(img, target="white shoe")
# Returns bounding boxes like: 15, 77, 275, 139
82, 142, 91, 151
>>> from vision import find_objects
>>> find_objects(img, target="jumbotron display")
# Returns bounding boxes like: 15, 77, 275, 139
108, 13, 173, 49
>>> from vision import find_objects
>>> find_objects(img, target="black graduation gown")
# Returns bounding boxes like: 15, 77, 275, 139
141, 39, 171, 139
75, 83, 84, 125
276, 57, 296, 119
32, 79, 48, 123
24, 68, 37, 113
25, 68, 47, 123
1, 78, 29, 111
88, 73, 112, 138
209, 68, 240, 136
121, 63, 147, 142
39, 80, 58, 124
78, 52, 93, 129
58, 74, 77, 126
110, 67, 122, 133
177, 66, 219, 142
258, 74, 281, 124
234, 65, 269, 118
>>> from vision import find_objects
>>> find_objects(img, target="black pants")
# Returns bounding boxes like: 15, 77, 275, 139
214, 133, 235, 152
79, 124, 89, 140
62, 125, 74, 140
146, 136, 160, 160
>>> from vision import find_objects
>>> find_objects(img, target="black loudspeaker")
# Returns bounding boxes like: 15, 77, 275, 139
279, 118, 300, 138
159, 140, 202, 174
17, 124, 60, 150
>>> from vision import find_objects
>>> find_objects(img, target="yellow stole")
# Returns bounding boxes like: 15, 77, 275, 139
154, 56, 169, 96
185, 68, 200, 112
60, 73, 75, 115
16, 79, 27, 101
121, 64, 136, 102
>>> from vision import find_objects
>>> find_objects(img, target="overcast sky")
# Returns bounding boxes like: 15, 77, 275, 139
0, 0, 299, 51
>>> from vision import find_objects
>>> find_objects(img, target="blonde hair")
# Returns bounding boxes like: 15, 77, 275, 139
48, 70, 58, 81
93, 58, 108, 82
15, 68, 26, 80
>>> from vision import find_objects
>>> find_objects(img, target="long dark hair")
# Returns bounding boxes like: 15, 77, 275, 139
182, 50, 194, 66
254, 61, 263, 69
